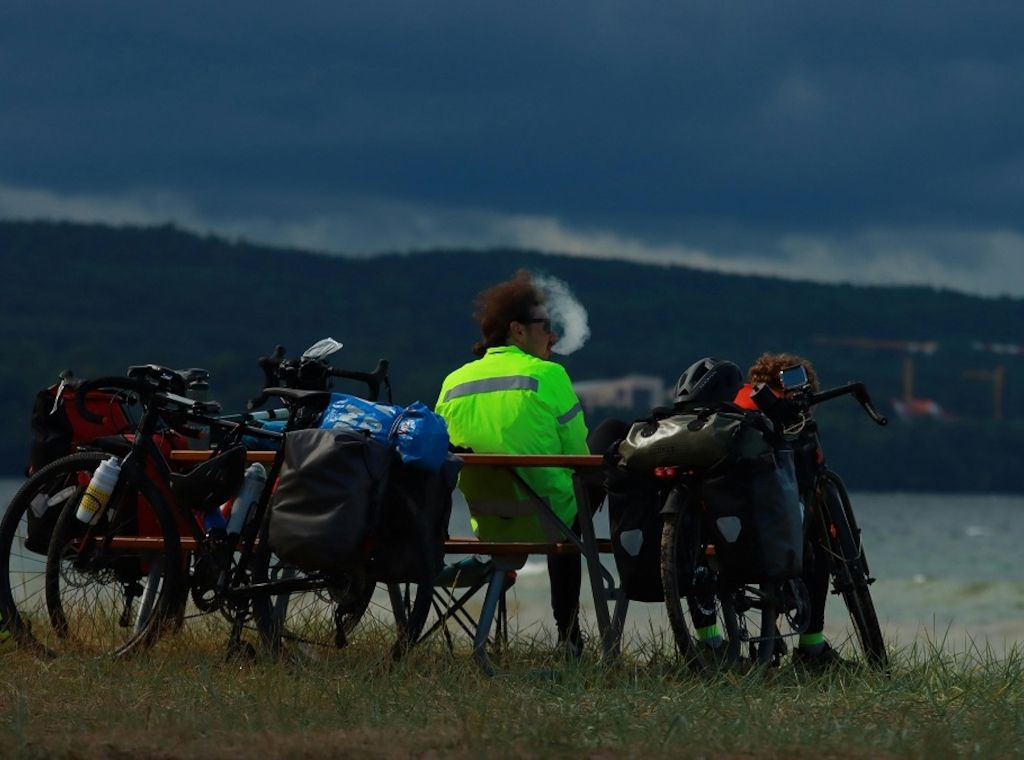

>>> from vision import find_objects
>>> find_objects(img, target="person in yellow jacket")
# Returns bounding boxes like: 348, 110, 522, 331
435, 270, 597, 655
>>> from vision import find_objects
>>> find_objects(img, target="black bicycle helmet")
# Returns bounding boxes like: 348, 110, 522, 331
673, 357, 743, 404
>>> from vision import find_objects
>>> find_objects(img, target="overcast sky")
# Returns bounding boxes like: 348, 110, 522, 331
3, 2, 1024, 297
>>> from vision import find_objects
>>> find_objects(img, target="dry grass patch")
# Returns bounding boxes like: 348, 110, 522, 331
0, 634, 1022, 759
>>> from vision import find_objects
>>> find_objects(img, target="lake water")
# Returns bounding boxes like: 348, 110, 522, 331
449, 489, 1024, 655
5, 477, 1022, 656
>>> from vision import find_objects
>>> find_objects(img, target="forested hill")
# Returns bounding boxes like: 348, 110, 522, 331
2, 219, 1022, 491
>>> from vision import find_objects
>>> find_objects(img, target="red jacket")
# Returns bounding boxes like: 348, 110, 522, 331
733, 383, 758, 410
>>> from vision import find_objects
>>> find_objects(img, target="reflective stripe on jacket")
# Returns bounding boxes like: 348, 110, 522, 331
435, 345, 588, 541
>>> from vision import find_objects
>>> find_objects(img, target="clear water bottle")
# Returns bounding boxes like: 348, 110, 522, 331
226, 462, 267, 539
76, 457, 122, 525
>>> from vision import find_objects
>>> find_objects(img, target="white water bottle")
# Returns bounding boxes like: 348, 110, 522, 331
76, 457, 122, 525
226, 462, 267, 538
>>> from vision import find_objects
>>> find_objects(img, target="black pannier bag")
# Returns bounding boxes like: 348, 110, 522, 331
368, 453, 462, 584
268, 428, 392, 574
24, 475, 84, 555
606, 465, 666, 602
702, 446, 803, 583
615, 398, 804, 586
29, 388, 75, 475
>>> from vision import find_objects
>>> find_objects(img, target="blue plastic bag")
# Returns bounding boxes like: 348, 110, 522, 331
319, 393, 401, 446
319, 394, 450, 472
391, 402, 450, 473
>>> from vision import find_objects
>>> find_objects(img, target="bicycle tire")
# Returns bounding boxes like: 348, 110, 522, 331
719, 583, 782, 668
250, 547, 375, 660
817, 472, 887, 668
251, 568, 434, 663
0, 451, 109, 653
387, 578, 434, 660
660, 504, 706, 667
250, 503, 438, 662
44, 461, 183, 656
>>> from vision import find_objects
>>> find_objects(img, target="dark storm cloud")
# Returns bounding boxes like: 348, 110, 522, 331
2, 2, 1023, 293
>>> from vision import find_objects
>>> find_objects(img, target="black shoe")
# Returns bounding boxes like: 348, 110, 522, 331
557, 627, 585, 660
792, 642, 856, 672
697, 641, 741, 672
435, 557, 494, 588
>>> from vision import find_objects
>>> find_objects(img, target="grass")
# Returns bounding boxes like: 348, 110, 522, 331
1, 627, 1022, 760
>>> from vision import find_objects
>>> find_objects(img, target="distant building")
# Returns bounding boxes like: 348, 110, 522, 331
573, 375, 669, 413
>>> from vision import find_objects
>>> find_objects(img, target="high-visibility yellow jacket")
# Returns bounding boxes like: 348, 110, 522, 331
435, 345, 589, 542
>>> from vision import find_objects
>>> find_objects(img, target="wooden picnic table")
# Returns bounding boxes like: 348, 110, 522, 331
169, 448, 624, 664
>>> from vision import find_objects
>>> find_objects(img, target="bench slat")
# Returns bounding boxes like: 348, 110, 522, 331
169, 450, 603, 468
163, 452, 613, 557
104, 536, 613, 555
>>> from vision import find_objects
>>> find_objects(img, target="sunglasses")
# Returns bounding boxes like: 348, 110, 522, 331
521, 317, 553, 333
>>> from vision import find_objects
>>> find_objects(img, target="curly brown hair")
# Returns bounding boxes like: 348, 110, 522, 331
747, 352, 820, 391
471, 269, 545, 357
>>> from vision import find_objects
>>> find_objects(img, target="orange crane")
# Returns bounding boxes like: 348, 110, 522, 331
967, 343, 1015, 421
962, 366, 1005, 421
813, 337, 939, 403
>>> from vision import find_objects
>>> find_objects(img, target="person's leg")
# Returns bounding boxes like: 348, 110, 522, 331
548, 516, 582, 649
791, 538, 854, 669
689, 597, 723, 647
549, 418, 629, 651
798, 539, 830, 653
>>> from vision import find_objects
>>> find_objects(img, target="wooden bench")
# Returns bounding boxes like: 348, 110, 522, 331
169, 449, 624, 670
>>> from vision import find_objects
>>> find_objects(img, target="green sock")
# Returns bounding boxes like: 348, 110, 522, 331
697, 624, 723, 648
799, 631, 825, 653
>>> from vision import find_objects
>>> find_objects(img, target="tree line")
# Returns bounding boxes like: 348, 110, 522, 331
2, 220, 1021, 491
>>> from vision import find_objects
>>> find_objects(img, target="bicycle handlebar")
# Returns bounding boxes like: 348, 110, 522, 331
247, 348, 391, 410
74, 375, 221, 425
329, 359, 391, 403
803, 382, 888, 426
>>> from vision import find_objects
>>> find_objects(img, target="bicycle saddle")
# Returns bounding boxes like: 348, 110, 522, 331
263, 387, 334, 409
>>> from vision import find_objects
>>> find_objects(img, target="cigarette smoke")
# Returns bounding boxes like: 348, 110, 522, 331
532, 273, 591, 355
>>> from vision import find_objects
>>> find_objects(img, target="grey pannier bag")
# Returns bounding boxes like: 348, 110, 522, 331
617, 404, 774, 473
268, 427, 393, 574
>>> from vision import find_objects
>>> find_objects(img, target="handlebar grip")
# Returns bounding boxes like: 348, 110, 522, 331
257, 346, 286, 375
854, 389, 889, 426
249, 345, 287, 410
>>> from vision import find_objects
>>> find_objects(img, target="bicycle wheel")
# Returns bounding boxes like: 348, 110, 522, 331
720, 584, 777, 667
0, 451, 109, 653
816, 472, 887, 668
660, 497, 710, 668
719, 577, 810, 668
386, 578, 434, 659
250, 539, 375, 660
44, 463, 183, 656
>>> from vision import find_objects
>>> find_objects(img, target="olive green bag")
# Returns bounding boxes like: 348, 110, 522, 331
617, 404, 775, 472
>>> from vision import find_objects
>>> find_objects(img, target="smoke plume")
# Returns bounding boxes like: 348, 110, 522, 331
532, 273, 591, 355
